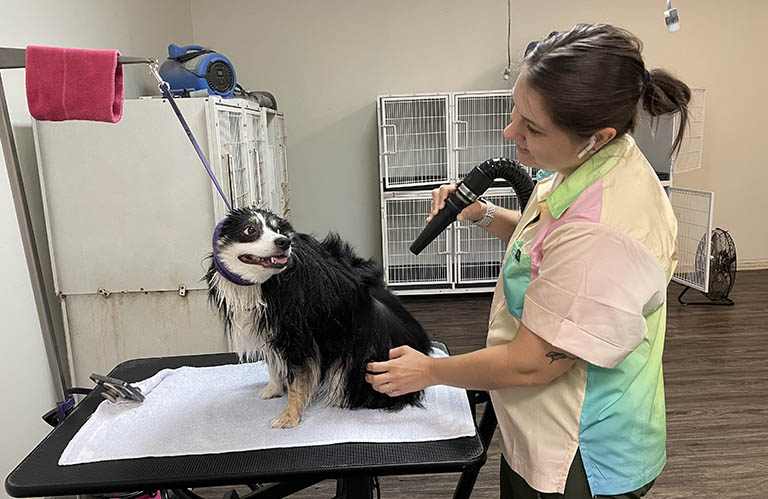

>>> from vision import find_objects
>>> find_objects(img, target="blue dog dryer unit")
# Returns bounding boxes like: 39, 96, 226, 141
159, 44, 237, 97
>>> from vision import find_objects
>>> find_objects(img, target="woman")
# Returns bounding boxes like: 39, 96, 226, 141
366, 24, 689, 498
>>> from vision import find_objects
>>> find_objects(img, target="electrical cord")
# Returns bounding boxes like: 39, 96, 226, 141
506, 0, 511, 68
503, 0, 512, 80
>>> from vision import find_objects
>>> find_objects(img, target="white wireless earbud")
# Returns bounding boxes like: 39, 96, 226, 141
577, 135, 597, 159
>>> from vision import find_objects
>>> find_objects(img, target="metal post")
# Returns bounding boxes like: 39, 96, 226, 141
0, 72, 67, 401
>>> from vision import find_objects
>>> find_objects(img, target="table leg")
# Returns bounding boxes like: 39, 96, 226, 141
334, 476, 374, 499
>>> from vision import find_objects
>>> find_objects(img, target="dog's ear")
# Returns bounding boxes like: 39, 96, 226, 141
263, 211, 294, 235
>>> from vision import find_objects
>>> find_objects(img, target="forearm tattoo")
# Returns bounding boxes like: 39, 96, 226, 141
546, 351, 577, 364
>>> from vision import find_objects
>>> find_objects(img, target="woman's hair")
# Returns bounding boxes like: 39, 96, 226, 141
523, 24, 691, 157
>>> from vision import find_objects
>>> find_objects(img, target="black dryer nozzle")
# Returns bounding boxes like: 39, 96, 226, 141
408, 158, 534, 255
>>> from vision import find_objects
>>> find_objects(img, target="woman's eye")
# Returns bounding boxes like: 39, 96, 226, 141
243, 225, 256, 236
526, 124, 540, 135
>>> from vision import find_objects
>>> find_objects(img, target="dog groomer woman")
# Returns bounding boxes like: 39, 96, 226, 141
366, 24, 690, 498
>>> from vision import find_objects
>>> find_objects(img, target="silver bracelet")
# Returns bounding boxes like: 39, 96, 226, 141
473, 198, 495, 227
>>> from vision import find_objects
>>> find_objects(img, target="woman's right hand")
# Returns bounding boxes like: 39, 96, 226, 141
427, 185, 487, 223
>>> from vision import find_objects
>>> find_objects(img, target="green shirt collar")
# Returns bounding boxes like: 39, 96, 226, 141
546, 134, 632, 219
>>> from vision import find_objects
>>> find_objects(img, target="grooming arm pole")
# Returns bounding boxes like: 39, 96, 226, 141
0, 71, 67, 401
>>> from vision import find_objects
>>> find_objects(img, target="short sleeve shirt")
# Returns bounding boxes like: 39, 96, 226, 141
487, 134, 677, 495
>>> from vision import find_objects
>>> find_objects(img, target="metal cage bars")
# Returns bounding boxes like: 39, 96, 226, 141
669, 187, 713, 292
382, 189, 519, 287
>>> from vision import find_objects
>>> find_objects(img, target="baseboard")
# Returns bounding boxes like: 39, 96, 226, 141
738, 259, 768, 271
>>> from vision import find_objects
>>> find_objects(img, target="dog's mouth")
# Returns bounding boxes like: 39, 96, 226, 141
238, 254, 289, 269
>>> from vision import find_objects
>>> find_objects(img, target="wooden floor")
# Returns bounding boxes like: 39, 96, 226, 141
198, 270, 767, 499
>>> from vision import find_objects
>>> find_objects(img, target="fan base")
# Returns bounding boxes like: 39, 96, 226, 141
677, 286, 735, 307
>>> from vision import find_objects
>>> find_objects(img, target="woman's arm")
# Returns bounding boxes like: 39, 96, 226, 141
476, 203, 521, 243
365, 324, 578, 396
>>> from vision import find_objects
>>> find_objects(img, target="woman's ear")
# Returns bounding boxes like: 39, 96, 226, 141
593, 127, 617, 151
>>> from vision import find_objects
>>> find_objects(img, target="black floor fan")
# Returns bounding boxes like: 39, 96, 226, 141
678, 228, 737, 306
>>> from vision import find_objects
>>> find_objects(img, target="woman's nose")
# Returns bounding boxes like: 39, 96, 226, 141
503, 121, 518, 141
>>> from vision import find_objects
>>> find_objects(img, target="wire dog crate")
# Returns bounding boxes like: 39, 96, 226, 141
378, 94, 451, 188
381, 188, 519, 294
455, 191, 520, 284
382, 193, 452, 286
377, 90, 526, 295
453, 91, 518, 181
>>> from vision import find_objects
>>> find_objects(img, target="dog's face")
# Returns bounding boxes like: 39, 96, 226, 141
214, 208, 294, 284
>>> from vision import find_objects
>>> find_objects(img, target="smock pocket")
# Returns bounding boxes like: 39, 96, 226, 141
502, 239, 531, 319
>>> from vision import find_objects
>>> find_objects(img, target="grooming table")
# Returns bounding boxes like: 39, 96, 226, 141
6, 351, 496, 499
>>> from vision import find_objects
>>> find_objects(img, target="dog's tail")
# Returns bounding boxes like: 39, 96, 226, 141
369, 286, 431, 354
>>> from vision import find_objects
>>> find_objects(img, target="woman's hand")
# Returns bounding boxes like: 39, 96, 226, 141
427, 185, 486, 223
365, 346, 435, 397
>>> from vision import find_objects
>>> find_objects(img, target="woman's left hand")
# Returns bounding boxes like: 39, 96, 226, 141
365, 346, 434, 397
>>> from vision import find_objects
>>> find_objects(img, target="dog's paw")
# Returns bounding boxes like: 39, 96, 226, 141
270, 411, 301, 429
260, 382, 284, 399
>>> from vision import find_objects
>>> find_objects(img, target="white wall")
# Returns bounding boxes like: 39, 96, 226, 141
191, 0, 768, 266
0, 1, 193, 495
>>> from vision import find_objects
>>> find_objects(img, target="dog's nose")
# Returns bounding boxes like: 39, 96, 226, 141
274, 236, 291, 250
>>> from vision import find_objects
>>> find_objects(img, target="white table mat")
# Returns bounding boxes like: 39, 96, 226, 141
59, 349, 476, 465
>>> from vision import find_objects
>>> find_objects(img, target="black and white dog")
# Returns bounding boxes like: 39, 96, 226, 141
206, 207, 431, 428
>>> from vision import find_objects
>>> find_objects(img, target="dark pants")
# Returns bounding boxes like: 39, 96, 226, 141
500, 450, 655, 499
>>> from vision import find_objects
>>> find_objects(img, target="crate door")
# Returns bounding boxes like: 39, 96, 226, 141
668, 187, 714, 292
453, 92, 518, 181
215, 104, 252, 210
379, 95, 450, 188
382, 196, 452, 286
269, 114, 290, 217
455, 190, 520, 283
245, 108, 265, 208
271, 114, 290, 218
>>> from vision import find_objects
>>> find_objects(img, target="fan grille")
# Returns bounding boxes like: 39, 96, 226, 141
206, 61, 235, 94
706, 228, 737, 301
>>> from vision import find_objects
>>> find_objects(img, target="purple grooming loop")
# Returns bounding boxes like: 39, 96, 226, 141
212, 219, 254, 286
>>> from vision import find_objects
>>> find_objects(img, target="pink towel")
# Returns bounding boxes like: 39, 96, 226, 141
25, 46, 124, 123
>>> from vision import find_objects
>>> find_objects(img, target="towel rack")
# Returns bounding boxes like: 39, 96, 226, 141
0, 45, 156, 404
0, 47, 154, 70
